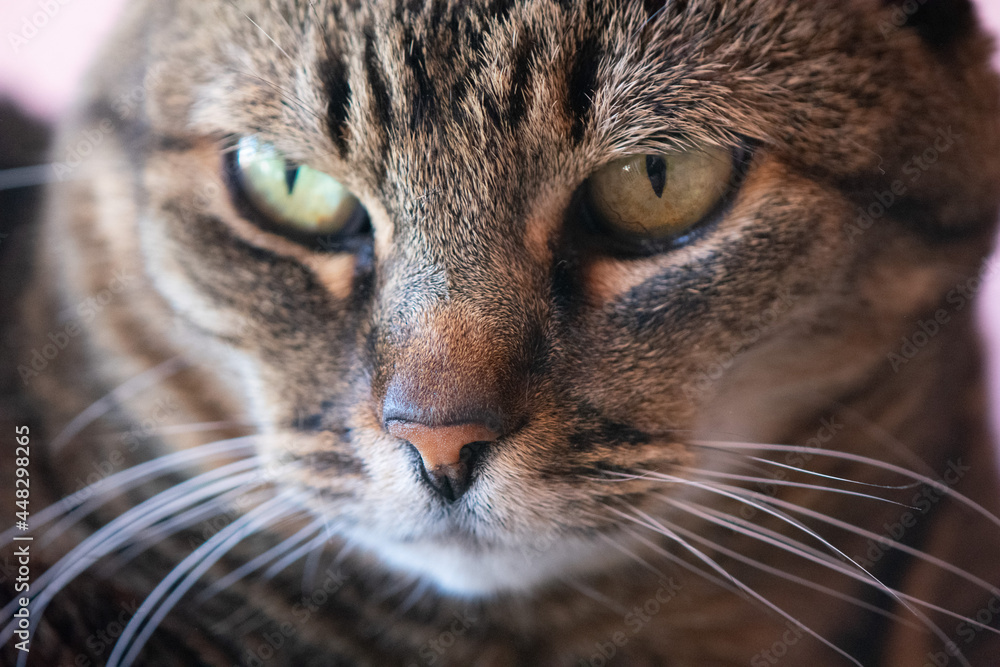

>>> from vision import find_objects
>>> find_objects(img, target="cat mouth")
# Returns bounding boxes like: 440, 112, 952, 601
344, 525, 628, 596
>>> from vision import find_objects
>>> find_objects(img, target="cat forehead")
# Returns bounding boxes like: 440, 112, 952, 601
174, 0, 924, 204
187, 0, 805, 160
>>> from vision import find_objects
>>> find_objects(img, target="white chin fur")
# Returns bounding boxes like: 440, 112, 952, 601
349, 532, 625, 597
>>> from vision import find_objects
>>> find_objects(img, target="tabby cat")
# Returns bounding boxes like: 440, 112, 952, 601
3, 0, 1000, 664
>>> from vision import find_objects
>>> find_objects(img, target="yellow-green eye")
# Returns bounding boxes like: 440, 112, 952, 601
586, 146, 735, 241
234, 136, 365, 235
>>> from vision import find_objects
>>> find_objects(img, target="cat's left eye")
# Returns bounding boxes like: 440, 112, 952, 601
230, 136, 368, 240
584, 145, 739, 250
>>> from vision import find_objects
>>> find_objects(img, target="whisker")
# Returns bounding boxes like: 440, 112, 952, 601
660, 498, 921, 628
105, 491, 306, 667
709, 481, 1000, 600
393, 579, 434, 617
559, 576, 632, 617
301, 520, 334, 592
1, 461, 264, 649
662, 494, 994, 647
103, 487, 276, 573
0, 164, 67, 190
816, 398, 943, 474
691, 440, 1000, 530
234, 69, 326, 124
613, 522, 746, 601
595, 530, 669, 580
627, 470, 973, 659
611, 505, 866, 667
226, 0, 292, 61
195, 516, 325, 603
37, 437, 261, 548
50, 357, 186, 453
736, 454, 921, 490
262, 528, 332, 580
131, 419, 251, 437
0, 436, 258, 548
665, 466, 916, 508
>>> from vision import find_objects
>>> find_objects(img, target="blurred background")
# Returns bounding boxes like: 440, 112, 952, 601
1, 0, 999, 439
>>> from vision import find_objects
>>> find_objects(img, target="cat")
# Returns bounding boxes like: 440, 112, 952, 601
3, 0, 1000, 664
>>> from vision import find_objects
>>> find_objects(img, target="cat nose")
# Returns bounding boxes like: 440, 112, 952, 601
377, 307, 528, 500
385, 420, 499, 501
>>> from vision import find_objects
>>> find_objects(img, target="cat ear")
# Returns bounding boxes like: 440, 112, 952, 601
878, 0, 977, 50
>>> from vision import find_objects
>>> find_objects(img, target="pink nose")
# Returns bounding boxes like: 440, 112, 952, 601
385, 421, 498, 468
385, 421, 499, 501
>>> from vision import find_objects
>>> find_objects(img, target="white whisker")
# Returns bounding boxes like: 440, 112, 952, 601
667, 466, 914, 508
595, 530, 668, 579
302, 520, 334, 592
615, 467, 973, 664
660, 498, 921, 627
105, 491, 305, 667
642, 470, 978, 656
262, 528, 332, 580
226, 0, 292, 61
612, 505, 866, 667
560, 576, 632, 617
50, 357, 186, 453
0, 436, 257, 549
1, 461, 263, 648
393, 579, 434, 617
661, 495, 991, 652
0, 164, 65, 190
612, 521, 745, 597
692, 440, 1000, 530
710, 481, 1000, 600
195, 517, 325, 603
34, 436, 260, 548
104, 487, 275, 572
738, 455, 921, 490
139, 419, 251, 437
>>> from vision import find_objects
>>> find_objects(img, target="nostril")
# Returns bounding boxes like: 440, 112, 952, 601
459, 440, 487, 465
418, 451, 482, 502
385, 421, 497, 501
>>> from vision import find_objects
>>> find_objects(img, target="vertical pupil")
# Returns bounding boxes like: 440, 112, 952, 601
285, 165, 300, 195
646, 155, 667, 198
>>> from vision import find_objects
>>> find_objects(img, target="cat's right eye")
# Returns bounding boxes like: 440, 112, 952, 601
229, 136, 369, 242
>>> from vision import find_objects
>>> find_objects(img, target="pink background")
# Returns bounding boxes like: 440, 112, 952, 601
1, 0, 999, 438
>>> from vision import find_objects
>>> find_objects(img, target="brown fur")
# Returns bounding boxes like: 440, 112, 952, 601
3, 0, 1000, 664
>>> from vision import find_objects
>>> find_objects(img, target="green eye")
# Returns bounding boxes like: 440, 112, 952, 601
234, 136, 365, 235
586, 146, 735, 241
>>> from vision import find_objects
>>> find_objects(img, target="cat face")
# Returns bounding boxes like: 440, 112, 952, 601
71, 0, 1000, 594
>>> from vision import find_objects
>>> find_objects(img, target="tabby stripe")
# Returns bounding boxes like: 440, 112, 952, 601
486, 0, 516, 23
566, 35, 602, 143
363, 28, 394, 136
506, 30, 536, 131
296, 451, 365, 475
402, 26, 437, 130
643, 0, 668, 16
320, 49, 352, 157
395, 0, 426, 18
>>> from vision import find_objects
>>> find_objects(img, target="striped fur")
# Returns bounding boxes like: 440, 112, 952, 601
3, 0, 1000, 664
